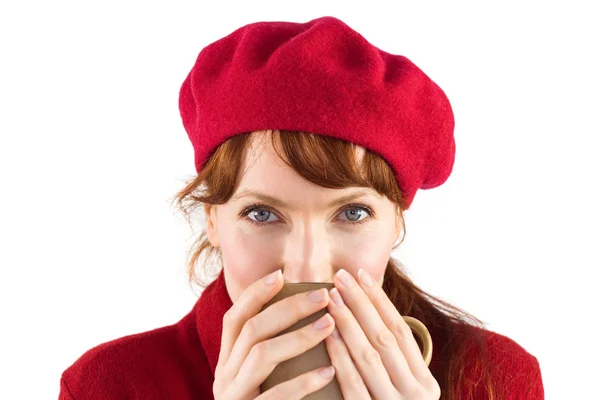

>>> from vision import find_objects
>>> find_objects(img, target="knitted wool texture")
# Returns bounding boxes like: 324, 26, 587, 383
179, 16, 456, 209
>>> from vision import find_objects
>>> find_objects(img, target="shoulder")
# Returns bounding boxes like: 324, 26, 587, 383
461, 324, 544, 399
59, 314, 211, 399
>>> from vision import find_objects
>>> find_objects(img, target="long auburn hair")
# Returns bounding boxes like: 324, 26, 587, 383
172, 129, 501, 399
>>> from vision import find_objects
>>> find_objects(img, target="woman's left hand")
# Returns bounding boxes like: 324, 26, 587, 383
325, 268, 441, 399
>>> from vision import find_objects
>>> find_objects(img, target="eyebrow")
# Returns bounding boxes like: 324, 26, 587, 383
230, 188, 376, 210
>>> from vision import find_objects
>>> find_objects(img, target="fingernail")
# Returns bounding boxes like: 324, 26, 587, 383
264, 269, 280, 285
329, 288, 344, 307
358, 268, 374, 287
336, 269, 356, 288
319, 366, 335, 379
308, 288, 326, 303
313, 313, 333, 330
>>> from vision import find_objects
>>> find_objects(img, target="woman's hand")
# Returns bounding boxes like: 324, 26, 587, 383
213, 269, 338, 400
324, 268, 441, 399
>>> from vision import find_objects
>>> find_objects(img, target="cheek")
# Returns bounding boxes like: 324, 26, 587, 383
333, 229, 392, 283
220, 222, 395, 299
220, 226, 280, 302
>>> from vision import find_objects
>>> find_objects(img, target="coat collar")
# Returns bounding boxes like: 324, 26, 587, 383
195, 269, 233, 377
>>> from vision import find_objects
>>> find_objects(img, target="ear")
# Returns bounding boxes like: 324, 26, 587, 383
204, 204, 220, 249
395, 206, 402, 236
394, 206, 403, 244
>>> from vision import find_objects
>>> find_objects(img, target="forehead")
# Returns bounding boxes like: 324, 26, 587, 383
234, 130, 372, 202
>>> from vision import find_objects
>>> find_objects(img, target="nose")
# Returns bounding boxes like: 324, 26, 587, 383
281, 224, 334, 283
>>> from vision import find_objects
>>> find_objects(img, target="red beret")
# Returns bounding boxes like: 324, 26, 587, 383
179, 16, 455, 209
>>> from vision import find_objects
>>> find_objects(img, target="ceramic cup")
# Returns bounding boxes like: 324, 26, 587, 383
258, 282, 433, 399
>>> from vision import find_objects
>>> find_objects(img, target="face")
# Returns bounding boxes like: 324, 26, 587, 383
204, 131, 402, 303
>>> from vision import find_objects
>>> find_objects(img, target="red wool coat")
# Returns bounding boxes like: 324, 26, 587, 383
58, 270, 544, 399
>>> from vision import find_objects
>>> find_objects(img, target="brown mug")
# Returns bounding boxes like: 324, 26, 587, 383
259, 282, 433, 399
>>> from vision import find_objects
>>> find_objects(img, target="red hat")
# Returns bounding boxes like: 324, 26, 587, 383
179, 16, 455, 209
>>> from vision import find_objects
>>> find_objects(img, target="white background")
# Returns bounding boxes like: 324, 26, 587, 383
1, 1, 598, 399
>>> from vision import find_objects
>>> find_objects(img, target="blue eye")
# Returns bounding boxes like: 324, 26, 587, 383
246, 207, 278, 225
240, 203, 374, 227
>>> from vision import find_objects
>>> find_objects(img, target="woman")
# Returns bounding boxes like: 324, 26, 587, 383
58, 16, 544, 399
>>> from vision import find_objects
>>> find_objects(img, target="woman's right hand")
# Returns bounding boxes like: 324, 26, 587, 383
213, 269, 337, 400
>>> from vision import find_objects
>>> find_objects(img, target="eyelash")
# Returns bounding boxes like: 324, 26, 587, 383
239, 202, 375, 227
